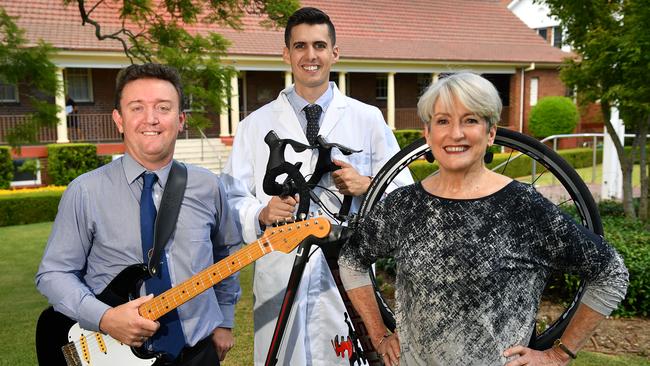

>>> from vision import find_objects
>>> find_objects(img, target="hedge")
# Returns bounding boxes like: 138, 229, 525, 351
528, 96, 579, 139
394, 129, 423, 149
0, 147, 13, 189
407, 147, 604, 181
0, 189, 64, 227
47, 143, 101, 185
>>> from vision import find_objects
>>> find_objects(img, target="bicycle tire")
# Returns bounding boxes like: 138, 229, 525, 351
357, 127, 603, 351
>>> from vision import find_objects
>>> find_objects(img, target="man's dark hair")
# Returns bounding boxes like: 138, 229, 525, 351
284, 7, 336, 47
114, 63, 184, 111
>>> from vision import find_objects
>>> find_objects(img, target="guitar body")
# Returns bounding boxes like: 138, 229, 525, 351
36, 264, 162, 366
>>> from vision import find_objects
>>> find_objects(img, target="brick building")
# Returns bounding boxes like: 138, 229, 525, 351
0, 1, 601, 185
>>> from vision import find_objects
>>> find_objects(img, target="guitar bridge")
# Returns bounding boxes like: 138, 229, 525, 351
62, 342, 82, 366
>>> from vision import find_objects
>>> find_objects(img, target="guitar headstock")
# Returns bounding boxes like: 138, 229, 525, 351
261, 216, 331, 253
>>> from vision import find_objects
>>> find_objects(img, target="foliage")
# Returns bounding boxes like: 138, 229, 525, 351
0, 7, 59, 147
46, 143, 100, 185
549, 200, 650, 317
394, 129, 423, 149
542, 0, 650, 221
0, 189, 63, 226
528, 96, 579, 139
0, 146, 13, 189
69, 0, 299, 130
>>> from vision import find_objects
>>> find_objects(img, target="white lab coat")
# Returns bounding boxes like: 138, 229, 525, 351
223, 85, 412, 365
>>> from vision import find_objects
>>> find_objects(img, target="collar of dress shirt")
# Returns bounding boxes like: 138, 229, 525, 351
122, 152, 173, 189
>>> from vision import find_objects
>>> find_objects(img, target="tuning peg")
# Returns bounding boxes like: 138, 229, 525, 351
299, 213, 306, 221
309, 212, 314, 218
317, 209, 322, 216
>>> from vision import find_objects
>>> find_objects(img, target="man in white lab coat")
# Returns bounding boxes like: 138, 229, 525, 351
223, 7, 412, 365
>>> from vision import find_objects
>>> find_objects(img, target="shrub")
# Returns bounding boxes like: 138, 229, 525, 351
394, 130, 423, 149
47, 143, 100, 185
0, 147, 13, 189
0, 189, 64, 226
528, 96, 579, 139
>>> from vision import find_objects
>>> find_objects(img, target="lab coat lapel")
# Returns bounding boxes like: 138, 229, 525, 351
271, 87, 307, 143
319, 86, 348, 140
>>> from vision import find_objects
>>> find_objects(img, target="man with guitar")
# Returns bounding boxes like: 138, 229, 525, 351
36, 63, 241, 365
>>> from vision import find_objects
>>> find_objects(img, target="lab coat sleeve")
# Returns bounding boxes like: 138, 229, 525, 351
222, 118, 267, 244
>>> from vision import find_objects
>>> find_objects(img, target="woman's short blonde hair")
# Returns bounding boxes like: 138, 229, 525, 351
417, 72, 502, 129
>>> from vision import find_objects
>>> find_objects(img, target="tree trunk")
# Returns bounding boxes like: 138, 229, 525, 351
639, 117, 649, 222
601, 103, 636, 219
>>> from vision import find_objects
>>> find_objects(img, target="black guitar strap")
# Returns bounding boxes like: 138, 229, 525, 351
148, 160, 188, 277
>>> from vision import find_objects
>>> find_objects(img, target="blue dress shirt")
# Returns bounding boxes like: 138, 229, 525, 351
36, 153, 241, 347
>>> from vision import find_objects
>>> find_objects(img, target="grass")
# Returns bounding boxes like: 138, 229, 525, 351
1, 222, 648, 365
517, 164, 642, 187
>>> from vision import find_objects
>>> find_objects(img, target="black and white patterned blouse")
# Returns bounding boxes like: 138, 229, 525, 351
339, 180, 628, 365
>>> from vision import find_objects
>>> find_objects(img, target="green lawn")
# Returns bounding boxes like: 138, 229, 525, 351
518, 164, 642, 187
0, 222, 647, 365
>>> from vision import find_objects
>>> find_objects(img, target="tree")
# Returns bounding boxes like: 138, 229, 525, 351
68, 0, 299, 130
0, 7, 59, 147
528, 96, 579, 139
542, 0, 650, 222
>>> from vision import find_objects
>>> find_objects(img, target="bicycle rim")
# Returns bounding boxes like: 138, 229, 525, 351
357, 127, 602, 350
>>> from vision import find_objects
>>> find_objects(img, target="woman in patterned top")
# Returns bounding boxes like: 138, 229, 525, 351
338, 72, 628, 366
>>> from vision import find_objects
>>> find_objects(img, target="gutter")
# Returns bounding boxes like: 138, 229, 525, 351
519, 62, 536, 133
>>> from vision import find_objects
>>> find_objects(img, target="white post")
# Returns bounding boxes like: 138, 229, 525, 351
284, 71, 293, 89
432, 72, 439, 84
601, 106, 624, 200
230, 74, 240, 135
219, 91, 230, 137
338, 71, 347, 95
387, 72, 395, 130
55, 68, 69, 143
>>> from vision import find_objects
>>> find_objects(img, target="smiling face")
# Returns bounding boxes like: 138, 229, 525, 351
112, 78, 185, 170
424, 95, 496, 174
283, 23, 339, 101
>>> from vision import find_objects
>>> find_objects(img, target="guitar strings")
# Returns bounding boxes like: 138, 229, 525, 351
66, 218, 328, 355
142, 219, 323, 319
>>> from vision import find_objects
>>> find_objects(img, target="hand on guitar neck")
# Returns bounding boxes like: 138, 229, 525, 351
99, 294, 159, 347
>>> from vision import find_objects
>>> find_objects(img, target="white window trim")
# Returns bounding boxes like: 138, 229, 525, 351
65, 68, 94, 103
10, 159, 42, 187
530, 77, 539, 106
376, 75, 387, 101
0, 82, 19, 103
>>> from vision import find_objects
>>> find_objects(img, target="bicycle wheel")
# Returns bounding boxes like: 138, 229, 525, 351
357, 127, 602, 351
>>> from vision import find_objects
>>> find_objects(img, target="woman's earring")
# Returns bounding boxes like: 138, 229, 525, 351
484, 150, 494, 164
425, 151, 435, 163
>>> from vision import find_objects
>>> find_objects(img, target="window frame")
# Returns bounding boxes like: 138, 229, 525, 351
0, 81, 19, 103
65, 68, 94, 103
376, 74, 387, 101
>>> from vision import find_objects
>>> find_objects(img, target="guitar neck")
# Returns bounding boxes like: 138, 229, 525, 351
139, 236, 274, 320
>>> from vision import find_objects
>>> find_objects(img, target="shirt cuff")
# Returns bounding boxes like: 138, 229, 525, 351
78, 294, 112, 332
218, 303, 236, 328
580, 286, 624, 316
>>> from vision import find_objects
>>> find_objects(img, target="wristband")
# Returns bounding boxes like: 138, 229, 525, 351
553, 339, 577, 359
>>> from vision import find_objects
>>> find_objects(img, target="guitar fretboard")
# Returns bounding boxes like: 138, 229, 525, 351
137, 218, 327, 320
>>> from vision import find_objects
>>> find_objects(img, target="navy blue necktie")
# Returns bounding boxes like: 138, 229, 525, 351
304, 104, 322, 145
140, 173, 185, 359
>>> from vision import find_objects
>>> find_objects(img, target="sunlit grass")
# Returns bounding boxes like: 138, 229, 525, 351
517, 164, 642, 187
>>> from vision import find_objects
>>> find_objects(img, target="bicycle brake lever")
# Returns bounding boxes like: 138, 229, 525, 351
316, 135, 362, 156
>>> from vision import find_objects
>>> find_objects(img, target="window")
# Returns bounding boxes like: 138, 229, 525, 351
552, 26, 563, 48
65, 68, 94, 102
10, 159, 41, 187
530, 77, 539, 106
537, 28, 548, 41
417, 74, 432, 96
0, 81, 18, 102
376, 75, 387, 100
